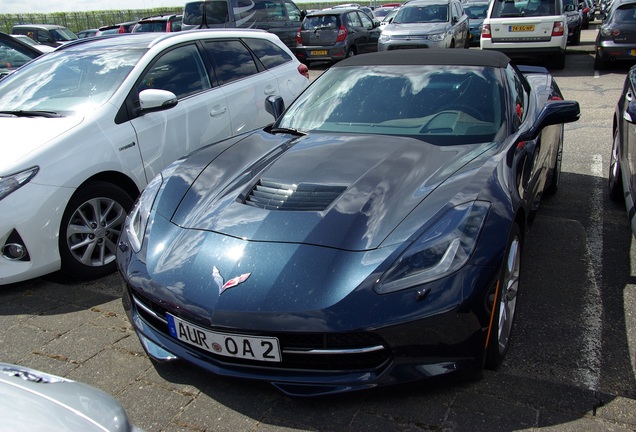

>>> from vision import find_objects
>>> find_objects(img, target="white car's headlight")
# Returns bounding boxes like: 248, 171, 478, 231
379, 34, 392, 43
374, 201, 490, 294
0, 167, 39, 201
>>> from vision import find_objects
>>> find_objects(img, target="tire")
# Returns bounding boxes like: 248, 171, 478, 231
545, 128, 563, 195
594, 53, 606, 70
485, 224, 522, 370
570, 27, 581, 46
59, 181, 134, 280
609, 130, 624, 202
551, 52, 566, 70
346, 47, 356, 59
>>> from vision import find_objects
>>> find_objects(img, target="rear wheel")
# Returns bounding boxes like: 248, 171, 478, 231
346, 47, 356, 59
485, 224, 522, 369
551, 52, 566, 70
545, 129, 563, 195
59, 181, 134, 280
570, 27, 581, 46
594, 53, 606, 70
609, 130, 624, 202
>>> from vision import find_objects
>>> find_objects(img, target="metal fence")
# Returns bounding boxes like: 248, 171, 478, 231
0, 9, 182, 34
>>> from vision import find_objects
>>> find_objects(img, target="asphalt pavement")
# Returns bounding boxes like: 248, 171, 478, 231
1, 20, 635, 432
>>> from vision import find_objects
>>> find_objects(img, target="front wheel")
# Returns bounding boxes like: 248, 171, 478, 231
545, 128, 563, 195
609, 130, 624, 202
485, 224, 522, 370
59, 181, 134, 280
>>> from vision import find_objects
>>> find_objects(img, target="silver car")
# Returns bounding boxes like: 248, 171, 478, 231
0, 363, 141, 431
378, 0, 470, 50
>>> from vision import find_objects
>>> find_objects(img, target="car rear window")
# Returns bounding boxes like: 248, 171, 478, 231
490, 0, 558, 18
302, 15, 340, 30
612, 3, 636, 22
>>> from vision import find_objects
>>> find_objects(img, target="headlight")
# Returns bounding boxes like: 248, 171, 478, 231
427, 33, 445, 42
0, 167, 39, 201
126, 173, 163, 253
125, 158, 184, 252
374, 201, 490, 294
379, 34, 392, 43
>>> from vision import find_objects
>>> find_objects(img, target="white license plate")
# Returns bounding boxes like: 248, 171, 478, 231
166, 313, 281, 362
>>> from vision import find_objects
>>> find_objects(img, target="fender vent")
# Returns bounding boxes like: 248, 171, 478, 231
244, 180, 346, 211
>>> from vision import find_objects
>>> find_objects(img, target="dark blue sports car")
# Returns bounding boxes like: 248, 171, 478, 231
117, 50, 580, 397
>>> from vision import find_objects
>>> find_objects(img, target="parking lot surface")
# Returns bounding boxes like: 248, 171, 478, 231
1, 22, 636, 432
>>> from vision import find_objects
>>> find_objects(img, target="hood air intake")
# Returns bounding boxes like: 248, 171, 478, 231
244, 179, 347, 211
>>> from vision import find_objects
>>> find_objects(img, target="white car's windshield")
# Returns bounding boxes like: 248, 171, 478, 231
277, 65, 506, 145
0, 49, 143, 115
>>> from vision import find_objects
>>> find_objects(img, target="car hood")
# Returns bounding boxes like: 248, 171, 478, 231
384, 22, 450, 35
169, 130, 495, 251
0, 116, 84, 173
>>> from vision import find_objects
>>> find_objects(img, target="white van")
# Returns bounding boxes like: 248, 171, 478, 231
182, 0, 305, 49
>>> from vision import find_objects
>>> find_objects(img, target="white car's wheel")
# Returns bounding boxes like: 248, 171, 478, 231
59, 181, 134, 279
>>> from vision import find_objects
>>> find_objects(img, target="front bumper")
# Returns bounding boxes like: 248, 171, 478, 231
118, 238, 500, 396
0, 182, 72, 285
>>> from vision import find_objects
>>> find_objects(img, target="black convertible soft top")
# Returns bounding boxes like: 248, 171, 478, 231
335, 49, 512, 68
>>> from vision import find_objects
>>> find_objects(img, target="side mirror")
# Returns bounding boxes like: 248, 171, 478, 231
519, 100, 580, 141
265, 95, 285, 120
137, 89, 178, 115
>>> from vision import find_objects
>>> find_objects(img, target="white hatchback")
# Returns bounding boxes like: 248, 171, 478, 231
480, 0, 568, 69
0, 29, 309, 285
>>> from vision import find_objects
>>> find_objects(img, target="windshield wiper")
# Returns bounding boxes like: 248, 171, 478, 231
270, 127, 307, 136
0, 110, 62, 118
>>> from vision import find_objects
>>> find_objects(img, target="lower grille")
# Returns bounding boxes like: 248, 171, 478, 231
131, 290, 391, 371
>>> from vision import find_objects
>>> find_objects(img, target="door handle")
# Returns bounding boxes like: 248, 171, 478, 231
210, 107, 227, 116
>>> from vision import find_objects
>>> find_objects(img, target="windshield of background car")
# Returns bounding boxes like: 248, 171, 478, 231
464, 3, 489, 18
51, 28, 78, 41
277, 65, 506, 145
394, 4, 450, 23
490, 0, 558, 17
0, 49, 143, 115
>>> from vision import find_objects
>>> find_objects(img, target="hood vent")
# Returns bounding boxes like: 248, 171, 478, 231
244, 179, 347, 211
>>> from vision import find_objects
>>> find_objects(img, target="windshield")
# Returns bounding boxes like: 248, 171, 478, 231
0, 49, 143, 115
394, 5, 449, 23
464, 4, 489, 18
51, 28, 78, 41
277, 65, 505, 145
491, 0, 557, 18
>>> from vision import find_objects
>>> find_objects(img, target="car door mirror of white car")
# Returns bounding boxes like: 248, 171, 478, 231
138, 89, 178, 115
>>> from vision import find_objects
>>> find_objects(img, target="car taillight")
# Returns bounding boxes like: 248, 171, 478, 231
583, 7, 590, 13
296, 28, 302, 45
552, 21, 564, 36
298, 63, 309, 79
118, 26, 126, 33
336, 25, 347, 42
481, 24, 491, 38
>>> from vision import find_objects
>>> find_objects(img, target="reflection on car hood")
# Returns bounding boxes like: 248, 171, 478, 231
170, 131, 494, 251
384, 22, 450, 35
0, 116, 83, 173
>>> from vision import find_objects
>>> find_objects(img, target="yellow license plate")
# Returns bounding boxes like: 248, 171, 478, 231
311, 50, 328, 55
510, 25, 534, 32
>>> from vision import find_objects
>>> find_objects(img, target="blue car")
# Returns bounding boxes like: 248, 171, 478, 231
117, 49, 580, 397
464, 1, 489, 46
